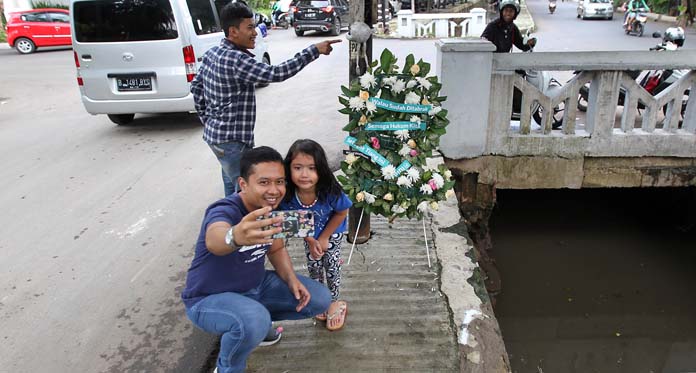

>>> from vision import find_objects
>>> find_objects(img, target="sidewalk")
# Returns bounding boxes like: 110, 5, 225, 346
245, 160, 510, 372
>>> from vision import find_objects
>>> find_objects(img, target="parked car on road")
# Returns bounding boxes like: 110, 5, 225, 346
292, 0, 350, 36
5, 8, 71, 54
577, 0, 614, 20
70, 0, 270, 125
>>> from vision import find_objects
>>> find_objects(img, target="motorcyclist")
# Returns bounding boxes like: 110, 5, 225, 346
624, 0, 649, 31
662, 26, 686, 48
481, 0, 537, 53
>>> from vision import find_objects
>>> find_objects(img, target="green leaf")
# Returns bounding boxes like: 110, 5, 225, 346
380, 49, 394, 74
338, 108, 352, 115
420, 62, 431, 76
341, 85, 355, 97
402, 54, 415, 74
338, 96, 349, 106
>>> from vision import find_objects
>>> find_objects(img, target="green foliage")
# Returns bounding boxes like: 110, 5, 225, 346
337, 48, 456, 222
31, 1, 69, 9
0, 28, 6, 44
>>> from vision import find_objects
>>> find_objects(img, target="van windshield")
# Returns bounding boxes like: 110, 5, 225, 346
74, 0, 178, 42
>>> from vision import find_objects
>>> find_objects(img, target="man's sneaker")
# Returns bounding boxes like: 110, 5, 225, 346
259, 326, 283, 347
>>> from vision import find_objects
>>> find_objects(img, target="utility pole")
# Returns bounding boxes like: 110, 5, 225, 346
346, 0, 374, 244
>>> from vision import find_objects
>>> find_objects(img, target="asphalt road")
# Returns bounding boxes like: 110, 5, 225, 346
0, 5, 693, 371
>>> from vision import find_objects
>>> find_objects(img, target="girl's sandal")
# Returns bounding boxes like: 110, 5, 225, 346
326, 301, 347, 331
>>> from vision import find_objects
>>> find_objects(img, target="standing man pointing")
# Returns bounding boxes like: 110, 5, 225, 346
192, 1, 341, 196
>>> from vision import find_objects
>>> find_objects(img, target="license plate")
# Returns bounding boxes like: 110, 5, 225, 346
116, 76, 152, 91
305, 12, 316, 18
596, 8, 604, 12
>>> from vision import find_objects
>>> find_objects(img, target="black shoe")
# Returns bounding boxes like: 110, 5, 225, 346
259, 326, 283, 347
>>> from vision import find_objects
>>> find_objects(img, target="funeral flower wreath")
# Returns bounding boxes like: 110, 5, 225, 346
337, 49, 456, 221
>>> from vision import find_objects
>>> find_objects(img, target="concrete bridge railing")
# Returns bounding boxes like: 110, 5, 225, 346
397, 8, 487, 38
436, 39, 696, 161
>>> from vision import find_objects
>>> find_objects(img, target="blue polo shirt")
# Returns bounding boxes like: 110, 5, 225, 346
181, 193, 271, 308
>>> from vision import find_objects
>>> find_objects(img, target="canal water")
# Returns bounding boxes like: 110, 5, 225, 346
490, 187, 696, 373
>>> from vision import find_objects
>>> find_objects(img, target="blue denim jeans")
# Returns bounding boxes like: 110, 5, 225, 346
185, 270, 331, 373
208, 141, 249, 197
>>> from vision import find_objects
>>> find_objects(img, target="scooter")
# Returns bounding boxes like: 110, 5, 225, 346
624, 8, 648, 37
511, 38, 565, 129
549, 0, 557, 14
275, 12, 291, 29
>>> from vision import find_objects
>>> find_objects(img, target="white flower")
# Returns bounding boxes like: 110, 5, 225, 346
406, 80, 418, 89
428, 106, 442, 117
416, 77, 432, 90
398, 144, 411, 157
404, 91, 421, 105
394, 130, 410, 141
345, 153, 358, 166
417, 201, 429, 213
381, 165, 396, 180
365, 100, 377, 114
359, 72, 377, 89
391, 205, 406, 214
420, 183, 433, 195
349, 96, 365, 111
432, 173, 445, 189
445, 189, 455, 199
409, 115, 421, 124
382, 76, 397, 86
356, 191, 365, 202
444, 170, 452, 180
363, 191, 376, 204
406, 167, 420, 183
391, 79, 406, 94
383, 193, 393, 201
430, 201, 439, 211
397, 175, 412, 187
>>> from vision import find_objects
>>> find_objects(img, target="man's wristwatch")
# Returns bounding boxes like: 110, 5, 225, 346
224, 226, 239, 249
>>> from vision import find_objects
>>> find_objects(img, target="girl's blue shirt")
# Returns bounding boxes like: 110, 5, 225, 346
280, 191, 353, 238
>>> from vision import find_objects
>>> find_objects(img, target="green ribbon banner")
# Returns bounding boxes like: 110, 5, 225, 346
364, 121, 426, 131
395, 160, 412, 175
369, 97, 432, 114
344, 136, 390, 168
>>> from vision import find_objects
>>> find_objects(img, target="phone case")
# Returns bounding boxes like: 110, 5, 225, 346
259, 210, 315, 239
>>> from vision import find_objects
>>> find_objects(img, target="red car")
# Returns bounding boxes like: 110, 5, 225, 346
6, 8, 71, 54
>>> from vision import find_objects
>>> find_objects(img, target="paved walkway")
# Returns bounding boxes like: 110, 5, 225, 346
246, 214, 461, 372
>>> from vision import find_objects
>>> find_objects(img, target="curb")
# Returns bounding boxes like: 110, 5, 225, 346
428, 156, 510, 372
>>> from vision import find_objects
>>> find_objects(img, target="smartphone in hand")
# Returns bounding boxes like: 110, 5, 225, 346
259, 210, 315, 239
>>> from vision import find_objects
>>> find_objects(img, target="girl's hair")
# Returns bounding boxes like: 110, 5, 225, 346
284, 139, 343, 202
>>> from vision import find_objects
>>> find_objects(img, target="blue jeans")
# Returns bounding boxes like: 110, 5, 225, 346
208, 141, 249, 197
185, 271, 331, 373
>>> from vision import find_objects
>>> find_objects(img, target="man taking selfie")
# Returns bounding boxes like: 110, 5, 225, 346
181, 146, 331, 373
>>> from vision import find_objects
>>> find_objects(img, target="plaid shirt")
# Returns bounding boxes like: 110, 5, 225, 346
191, 39, 319, 146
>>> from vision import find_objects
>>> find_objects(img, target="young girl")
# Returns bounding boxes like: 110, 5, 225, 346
281, 139, 352, 331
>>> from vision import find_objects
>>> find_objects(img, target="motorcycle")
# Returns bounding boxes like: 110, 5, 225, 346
511, 38, 565, 129
549, 0, 557, 14
576, 40, 689, 126
624, 7, 648, 37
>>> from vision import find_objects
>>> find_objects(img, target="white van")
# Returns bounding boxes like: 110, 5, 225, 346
70, 0, 270, 125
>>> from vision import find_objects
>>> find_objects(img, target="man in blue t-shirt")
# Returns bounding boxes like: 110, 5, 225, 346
181, 146, 331, 373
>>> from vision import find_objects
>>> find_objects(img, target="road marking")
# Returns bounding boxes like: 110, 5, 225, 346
130, 255, 158, 283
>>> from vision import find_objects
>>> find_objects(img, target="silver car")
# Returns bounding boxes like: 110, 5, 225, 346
577, 0, 614, 20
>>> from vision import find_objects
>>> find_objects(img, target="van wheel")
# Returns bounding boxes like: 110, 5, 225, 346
295, 29, 304, 36
15, 38, 36, 54
108, 114, 135, 125
256, 54, 272, 88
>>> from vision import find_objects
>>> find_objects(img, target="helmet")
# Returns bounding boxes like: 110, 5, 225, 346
499, 0, 520, 17
663, 27, 685, 47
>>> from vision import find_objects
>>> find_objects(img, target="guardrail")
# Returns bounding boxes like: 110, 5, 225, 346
396, 8, 487, 38
436, 39, 696, 160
